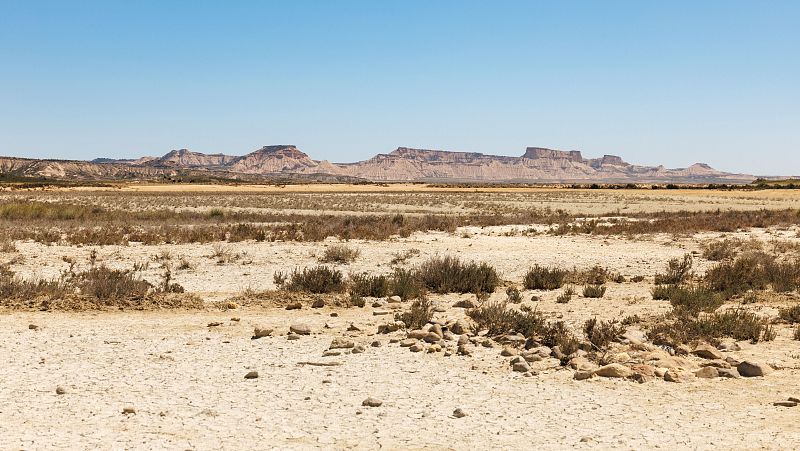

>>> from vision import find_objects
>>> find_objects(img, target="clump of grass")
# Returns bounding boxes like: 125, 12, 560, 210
524, 265, 566, 290
284, 266, 345, 293
467, 301, 546, 337
573, 265, 619, 285
649, 309, 774, 345
654, 254, 693, 285
176, 258, 193, 270
273, 271, 288, 287
416, 255, 499, 294
704, 253, 800, 296
349, 273, 390, 298
506, 286, 522, 303
211, 244, 240, 264
390, 248, 420, 265
665, 285, 724, 315
388, 268, 425, 300
582, 284, 607, 298
395, 297, 433, 329
702, 239, 739, 261
320, 244, 360, 264
583, 318, 625, 350
556, 286, 576, 304
779, 304, 800, 323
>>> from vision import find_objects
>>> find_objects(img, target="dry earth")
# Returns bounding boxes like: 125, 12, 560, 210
2, 185, 800, 449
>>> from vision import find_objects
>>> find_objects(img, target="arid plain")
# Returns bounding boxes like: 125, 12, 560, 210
2, 185, 800, 449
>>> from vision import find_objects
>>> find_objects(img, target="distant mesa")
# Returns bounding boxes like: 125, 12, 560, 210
2, 144, 753, 184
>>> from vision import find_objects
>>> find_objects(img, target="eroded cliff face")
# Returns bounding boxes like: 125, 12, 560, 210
0, 145, 754, 183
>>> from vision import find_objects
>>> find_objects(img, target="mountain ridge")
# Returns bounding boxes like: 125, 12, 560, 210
4, 145, 755, 183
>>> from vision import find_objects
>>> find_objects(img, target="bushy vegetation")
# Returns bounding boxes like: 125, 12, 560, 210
284, 266, 345, 293
320, 244, 360, 264
395, 298, 433, 329
505, 286, 522, 303
654, 254, 693, 285
583, 318, 625, 350
704, 253, 800, 296
524, 265, 566, 290
416, 256, 500, 294
349, 273, 390, 298
779, 304, 800, 323
648, 309, 775, 345
582, 284, 607, 298
556, 286, 575, 304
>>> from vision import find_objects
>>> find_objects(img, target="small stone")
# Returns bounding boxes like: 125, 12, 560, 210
737, 360, 773, 377
122, 406, 136, 415
347, 323, 361, 332
407, 330, 428, 340
207, 322, 222, 327
449, 318, 475, 335
287, 333, 301, 340
311, 299, 325, 308
453, 299, 477, 309
371, 340, 381, 347
373, 310, 391, 316
322, 350, 341, 357
692, 343, 724, 360
289, 323, 311, 335
252, 326, 273, 339
594, 363, 634, 378
377, 322, 402, 334
717, 368, 740, 378
429, 324, 444, 338
452, 408, 467, 418
457, 335, 470, 346
400, 339, 417, 347
664, 368, 695, 383
574, 370, 594, 381
630, 364, 656, 378
388, 295, 402, 303
362, 397, 382, 407
457, 345, 471, 356
789, 397, 800, 403
433, 306, 447, 313
330, 312, 339, 317
774, 401, 797, 407
330, 337, 355, 349
481, 339, 494, 348
55, 386, 66, 395
244, 371, 259, 379
717, 340, 741, 352
28, 324, 38, 330
285, 302, 302, 310
410, 343, 425, 352
512, 361, 531, 373
500, 347, 518, 357
694, 367, 719, 379
230, 317, 240, 322
372, 300, 387, 308
423, 332, 442, 343
427, 344, 442, 353
351, 345, 366, 354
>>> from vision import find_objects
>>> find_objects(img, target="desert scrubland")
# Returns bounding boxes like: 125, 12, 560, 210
2, 185, 800, 449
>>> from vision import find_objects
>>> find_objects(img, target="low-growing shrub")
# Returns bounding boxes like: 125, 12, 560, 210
320, 244, 360, 264
583, 318, 625, 350
389, 268, 425, 300
654, 254, 693, 285
524, 265, 567, 290
556, 286, 576, 304
794, 325, 800, 341
395, 297, 433, 329
284, 266, 345, 293
467, 301, 546, 337
349, 273, 390, 298
779, 304, 800, 323
416, 255, 499, 294
702, 239, 738, 261
667, 285, 724, 315
506, 286, 522, 303
649, 309, 773, 345
582, 284, 607, 298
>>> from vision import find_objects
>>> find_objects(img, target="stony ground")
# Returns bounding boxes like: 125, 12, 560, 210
1, 308, 799, 450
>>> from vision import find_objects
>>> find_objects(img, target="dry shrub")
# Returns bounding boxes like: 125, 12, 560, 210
77, 266, 152, 300
779, 304, 800, 323
571, 265, 619, 285
388, 268, 425, 300
704, 253, 800, 296
284, 266, 345, 293
583, 318, 625, 350
665, 285, 724, 315
648, 309, 773, 345
349, 273, 390, 298
0, 240, 18, 253
794, 325, 800, 341
556, 286, 576, 304
702, 238, 742, 261
582, 284, 607, 298
320, 244, 360, 264
467, 301, 546, 337
524, 265, 566, 290
390, 248, 420, 265
395, 297, 433, 329
654, 254, 693, 285
506, 286, 522, 303
416, 255, 499, 294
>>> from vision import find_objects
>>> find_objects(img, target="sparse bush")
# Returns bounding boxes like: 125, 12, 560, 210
704, 253, 800, 296
390, 248, 420, 265
631, 275, 645, 283
649, 309, 773, 345
284, 266, 345, 293
651, 284, 676, 300
395, 297, 433, 329
583, 318, 625, 350
654, 254, 693, 285
556, 286, 576, 304
794, 325, 800, 341
176, 258, 193, 270
666, 285, 724, 315
524, 265, 567, 290
621, 314, 641, 326
467, 300, 546, 337
582, 284, 607, 298
211, 244, 239, 264
779, 304, 800, 323
388, 268, 425, 300
702, 239, 738, 261
506, 286, 522, 303
77, 265, 152, 300
273, 271, 288, 287
416, 255, 499, 294
320, 244, 360, 264
349, 273, 390, 298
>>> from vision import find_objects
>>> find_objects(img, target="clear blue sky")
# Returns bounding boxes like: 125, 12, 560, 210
1, 1, 798, 174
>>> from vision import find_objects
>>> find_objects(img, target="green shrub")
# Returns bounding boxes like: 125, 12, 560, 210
506, 286, 522, 303
649, 309, 773, 345
320, 244, 360, 264
467, 301, 547, 337
583, 318, 625, 350
654, 254, 693, 285
524, 265, 566, 290
666, 285, 724, 315
389, 268, 425, 300
395, 298, 433, 329
582, 284, 607, 298
416, 255, 499, 294
779, 304, 800, 323
284, 266, 345, 293
349, 273, 390, 298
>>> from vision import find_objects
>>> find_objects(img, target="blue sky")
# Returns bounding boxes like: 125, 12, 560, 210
1, 1, 798, 174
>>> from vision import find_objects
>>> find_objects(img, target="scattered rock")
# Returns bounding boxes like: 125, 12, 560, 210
311, 299, 325, 308
452, 408, 467, 418
285, 302, 302, 310
400, 339, 417, 347
330, 312, 338, 317
28, 324, 38, 330
122, 406, 136, 415
230, 317, 240, 322
664, 368, 695, 383
377, 322, 402, 334
423, 332, 442, 343
574, 370, 595, 381
453, 299, 477, 309
429, 324, 444, 338
604, 352, 631, 364
322, 350, 342, 357
362, 397, 382, 407
289, 323, 311, 335
372, 300, 387, 308
694, 367, 719, 379
410, 343, 425, 352
773, 401, 797, 407
427, 344, 442, 353
433, 306, 447, 313
352, 345, 366, 354
512, 360, 531, 373
630, 364, 656, 378
700, 359, 731, 369
207, 322, 222, 327
244, 371, 259, 379
500, 347, 518, 357
388, 295, 402, 303
55, 386, 66, 395
789, 397, 800, 403
717, 340, 741, 352
737, 360, 773, 377
252, 326, 273, 339
594, 363, 634, 378
717, 368, 740, 378
287, 333, 301, 340
407, 330, 427, 340
692, 343, 724, 360
330, 337, 355, 349
371, 340, 381, 347
372, 310, 391, 316
457, 345, 471, 356
347, 323, 361, 332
